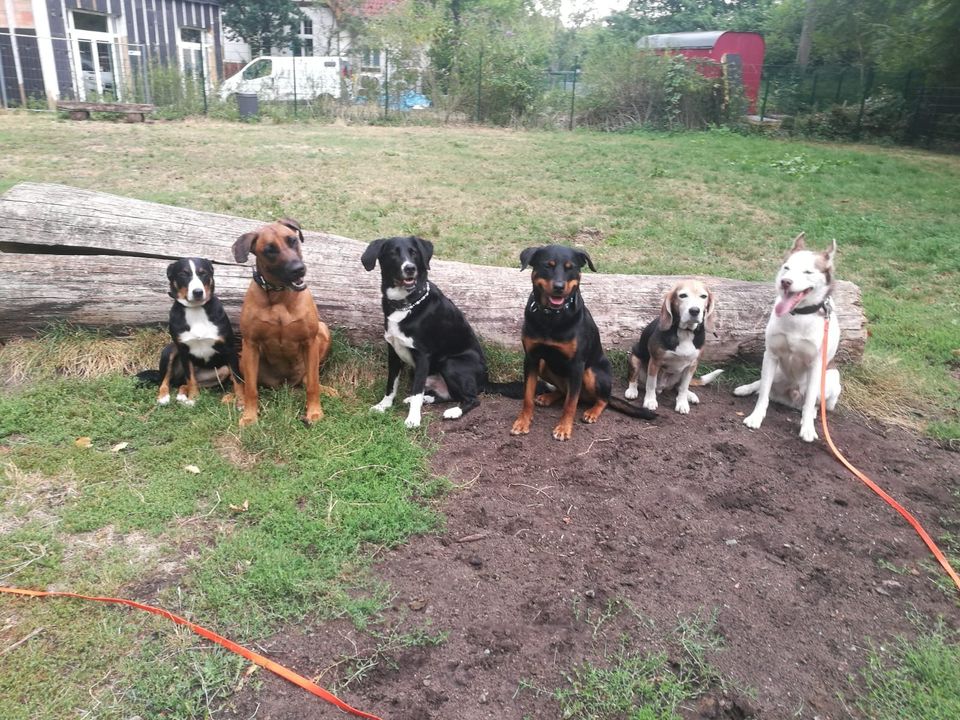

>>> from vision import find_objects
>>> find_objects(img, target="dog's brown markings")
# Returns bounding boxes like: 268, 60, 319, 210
580, 368, 607, 424
178, 362, 200, 403
510, 370, 540, 435
522, 337, 578, 359
233, 220, 333, 427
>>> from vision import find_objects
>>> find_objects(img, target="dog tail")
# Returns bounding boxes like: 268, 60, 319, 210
690, 368, 724, 387
608, 396, 657, 420
135, 369, 163, 386
482, 380, 550, 399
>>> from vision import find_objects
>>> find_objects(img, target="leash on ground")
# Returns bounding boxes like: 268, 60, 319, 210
819, 314, 960, 593
0, 585, 385, 720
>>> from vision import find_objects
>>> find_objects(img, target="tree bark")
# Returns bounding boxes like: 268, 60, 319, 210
0, 183, 867, 363
796, 0, 816, 69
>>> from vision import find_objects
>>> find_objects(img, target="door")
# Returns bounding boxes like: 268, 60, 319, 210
71, 12, 120, 101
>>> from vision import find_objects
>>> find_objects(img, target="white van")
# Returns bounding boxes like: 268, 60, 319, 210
219, 56, 345, 102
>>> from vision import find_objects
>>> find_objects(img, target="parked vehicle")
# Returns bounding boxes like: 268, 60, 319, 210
218, 56, 346, 102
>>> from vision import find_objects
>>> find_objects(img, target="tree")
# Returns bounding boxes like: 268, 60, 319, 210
221, 0, 304, 56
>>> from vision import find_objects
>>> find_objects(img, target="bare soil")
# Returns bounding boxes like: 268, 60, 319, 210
227, 388, 959, 720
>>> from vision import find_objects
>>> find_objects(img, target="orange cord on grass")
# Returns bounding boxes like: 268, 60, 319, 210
0, 586, 384, 720
818, 314, 960, 593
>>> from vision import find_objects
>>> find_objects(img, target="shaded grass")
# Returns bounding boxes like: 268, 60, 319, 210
0, 336, 441, 717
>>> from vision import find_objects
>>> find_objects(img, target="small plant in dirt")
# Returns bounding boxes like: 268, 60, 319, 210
326, 621, 448, 689
520, 606, 747, 719
851, 618, 960, 720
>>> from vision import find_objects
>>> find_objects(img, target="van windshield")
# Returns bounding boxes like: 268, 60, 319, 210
243, 59, 271, 80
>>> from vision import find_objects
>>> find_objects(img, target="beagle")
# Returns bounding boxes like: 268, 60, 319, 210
625, 280, 722, 414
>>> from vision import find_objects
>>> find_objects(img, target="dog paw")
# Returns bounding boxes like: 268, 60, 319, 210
675, 399, 690, 415
370, 399, 392, 413
624, 385, 639, 400
686, 391, 699, 405
642, 397, 658, 412
551, 424, 573, 441
156, 394, 170, 405
442, 406, 463, 420
535, 392, 560, 407
733, 383, 756, 397
403, 395, 434, 405
176, 393, 195, 407
404, 416, 422, 429
239, 413, 258, 427
742, 412, 764, 430
304, 409, 324, 424
510, 417, 531, 435
799, 424, 818, 442
581, 409, 602, 424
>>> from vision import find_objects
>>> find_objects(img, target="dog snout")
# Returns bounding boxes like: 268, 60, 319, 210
551, 280, 566, 294
401, 262, 417, 278
689, 307, 700, 317
191, 288, 205, 300
287, 261, 306, 279
781, 278, 793, 290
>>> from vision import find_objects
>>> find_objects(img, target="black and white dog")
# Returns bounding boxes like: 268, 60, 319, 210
361, 236, 497, 428
140, 258, 239, 406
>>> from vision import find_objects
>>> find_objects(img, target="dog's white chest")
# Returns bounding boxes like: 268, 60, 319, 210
384, 309, 416, 366
662, 332, 699, 370
178, 308, 221, 360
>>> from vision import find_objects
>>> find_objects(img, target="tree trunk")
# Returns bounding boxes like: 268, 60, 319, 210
0, 183, 867, 363
796, 0, 816, 69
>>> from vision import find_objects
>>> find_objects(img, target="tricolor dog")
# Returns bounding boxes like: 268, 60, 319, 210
362, 235, 496, 428
232, 219, 334, 427
735, 233, 841, 442
145, 257, 239, 406
625, 280, 722, 414
511, 244, 656, 442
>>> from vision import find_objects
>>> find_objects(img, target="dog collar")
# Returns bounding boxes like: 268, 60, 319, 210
528, 292, 577, 315
791, 299, 831, 316
390, 282, 431, 311
253, 269, 301, 293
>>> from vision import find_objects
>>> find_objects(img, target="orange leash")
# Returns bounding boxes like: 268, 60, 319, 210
818, 314, 960, 592
0, 586, 384, 720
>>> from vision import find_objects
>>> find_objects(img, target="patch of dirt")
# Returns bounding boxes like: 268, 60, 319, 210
227, 389, 960, 720
214, 433, 261, 470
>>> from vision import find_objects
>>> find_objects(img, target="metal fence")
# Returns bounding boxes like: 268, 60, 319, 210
2, 31, 957, 146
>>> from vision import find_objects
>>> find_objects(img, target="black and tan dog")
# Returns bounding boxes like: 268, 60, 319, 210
625, 280, 722, 414
232, 219, 333, 427
139, 257, 239, 406
511, 245, 656, 441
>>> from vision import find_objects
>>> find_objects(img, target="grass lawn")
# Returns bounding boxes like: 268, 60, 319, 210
1, 112, 958, 716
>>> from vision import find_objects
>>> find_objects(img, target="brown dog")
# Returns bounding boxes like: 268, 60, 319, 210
231, 219, 332, 427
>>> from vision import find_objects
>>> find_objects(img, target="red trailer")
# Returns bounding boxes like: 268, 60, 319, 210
639, 31, 765, 113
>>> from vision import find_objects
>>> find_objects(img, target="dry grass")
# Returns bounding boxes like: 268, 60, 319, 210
0, 328, 166, 387
841, 355, 932, 434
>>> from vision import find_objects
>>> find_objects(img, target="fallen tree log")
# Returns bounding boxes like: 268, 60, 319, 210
0, 182, 867, 363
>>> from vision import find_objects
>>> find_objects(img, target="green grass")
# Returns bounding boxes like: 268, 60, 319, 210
0, 334, 442, 718
854, 621, 960, 720
1, 114, 957, 435
523, 605, 734, 720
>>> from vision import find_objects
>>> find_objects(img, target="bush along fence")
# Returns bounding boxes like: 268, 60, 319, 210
2, 29, 957, 148
756, 63, 960, 146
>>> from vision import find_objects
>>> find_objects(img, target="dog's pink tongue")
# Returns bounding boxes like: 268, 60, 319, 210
775, 291, 806, 316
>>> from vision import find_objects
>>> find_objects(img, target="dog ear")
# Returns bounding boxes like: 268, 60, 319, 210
200, 259, 215, 295
790, 232, 806, 252
519, 246, 543, 270
413, 236, 434, 270
823, 239, 837, 266
166, 261, 180, 299
574, 250, 597, 272
659, 288, 675, 328
279, 218, 304, 244
704, 288, 717, 332
233, 232, 258, 263
361, 238, 387, 271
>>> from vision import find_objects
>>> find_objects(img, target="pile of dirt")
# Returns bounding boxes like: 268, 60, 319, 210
228, 388, 959, 719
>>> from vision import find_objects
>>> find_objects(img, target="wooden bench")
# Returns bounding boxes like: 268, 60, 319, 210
57, 101, 155, 123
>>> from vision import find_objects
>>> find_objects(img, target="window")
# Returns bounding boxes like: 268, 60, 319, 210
301, 18, 313, 36
73, 11, 108, 33
301, 38, 314, 56
362, 49, 381, 70
243, 59, 272, 80
181, 28, 202, 44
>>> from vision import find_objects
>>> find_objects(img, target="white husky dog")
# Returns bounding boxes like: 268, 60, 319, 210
735, 233, 841, 442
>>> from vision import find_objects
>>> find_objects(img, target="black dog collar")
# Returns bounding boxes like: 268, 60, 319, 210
791, 298, 833, 316
253, 268, 303, 293
529, 292, 578, 315
389, 282, 431, 312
